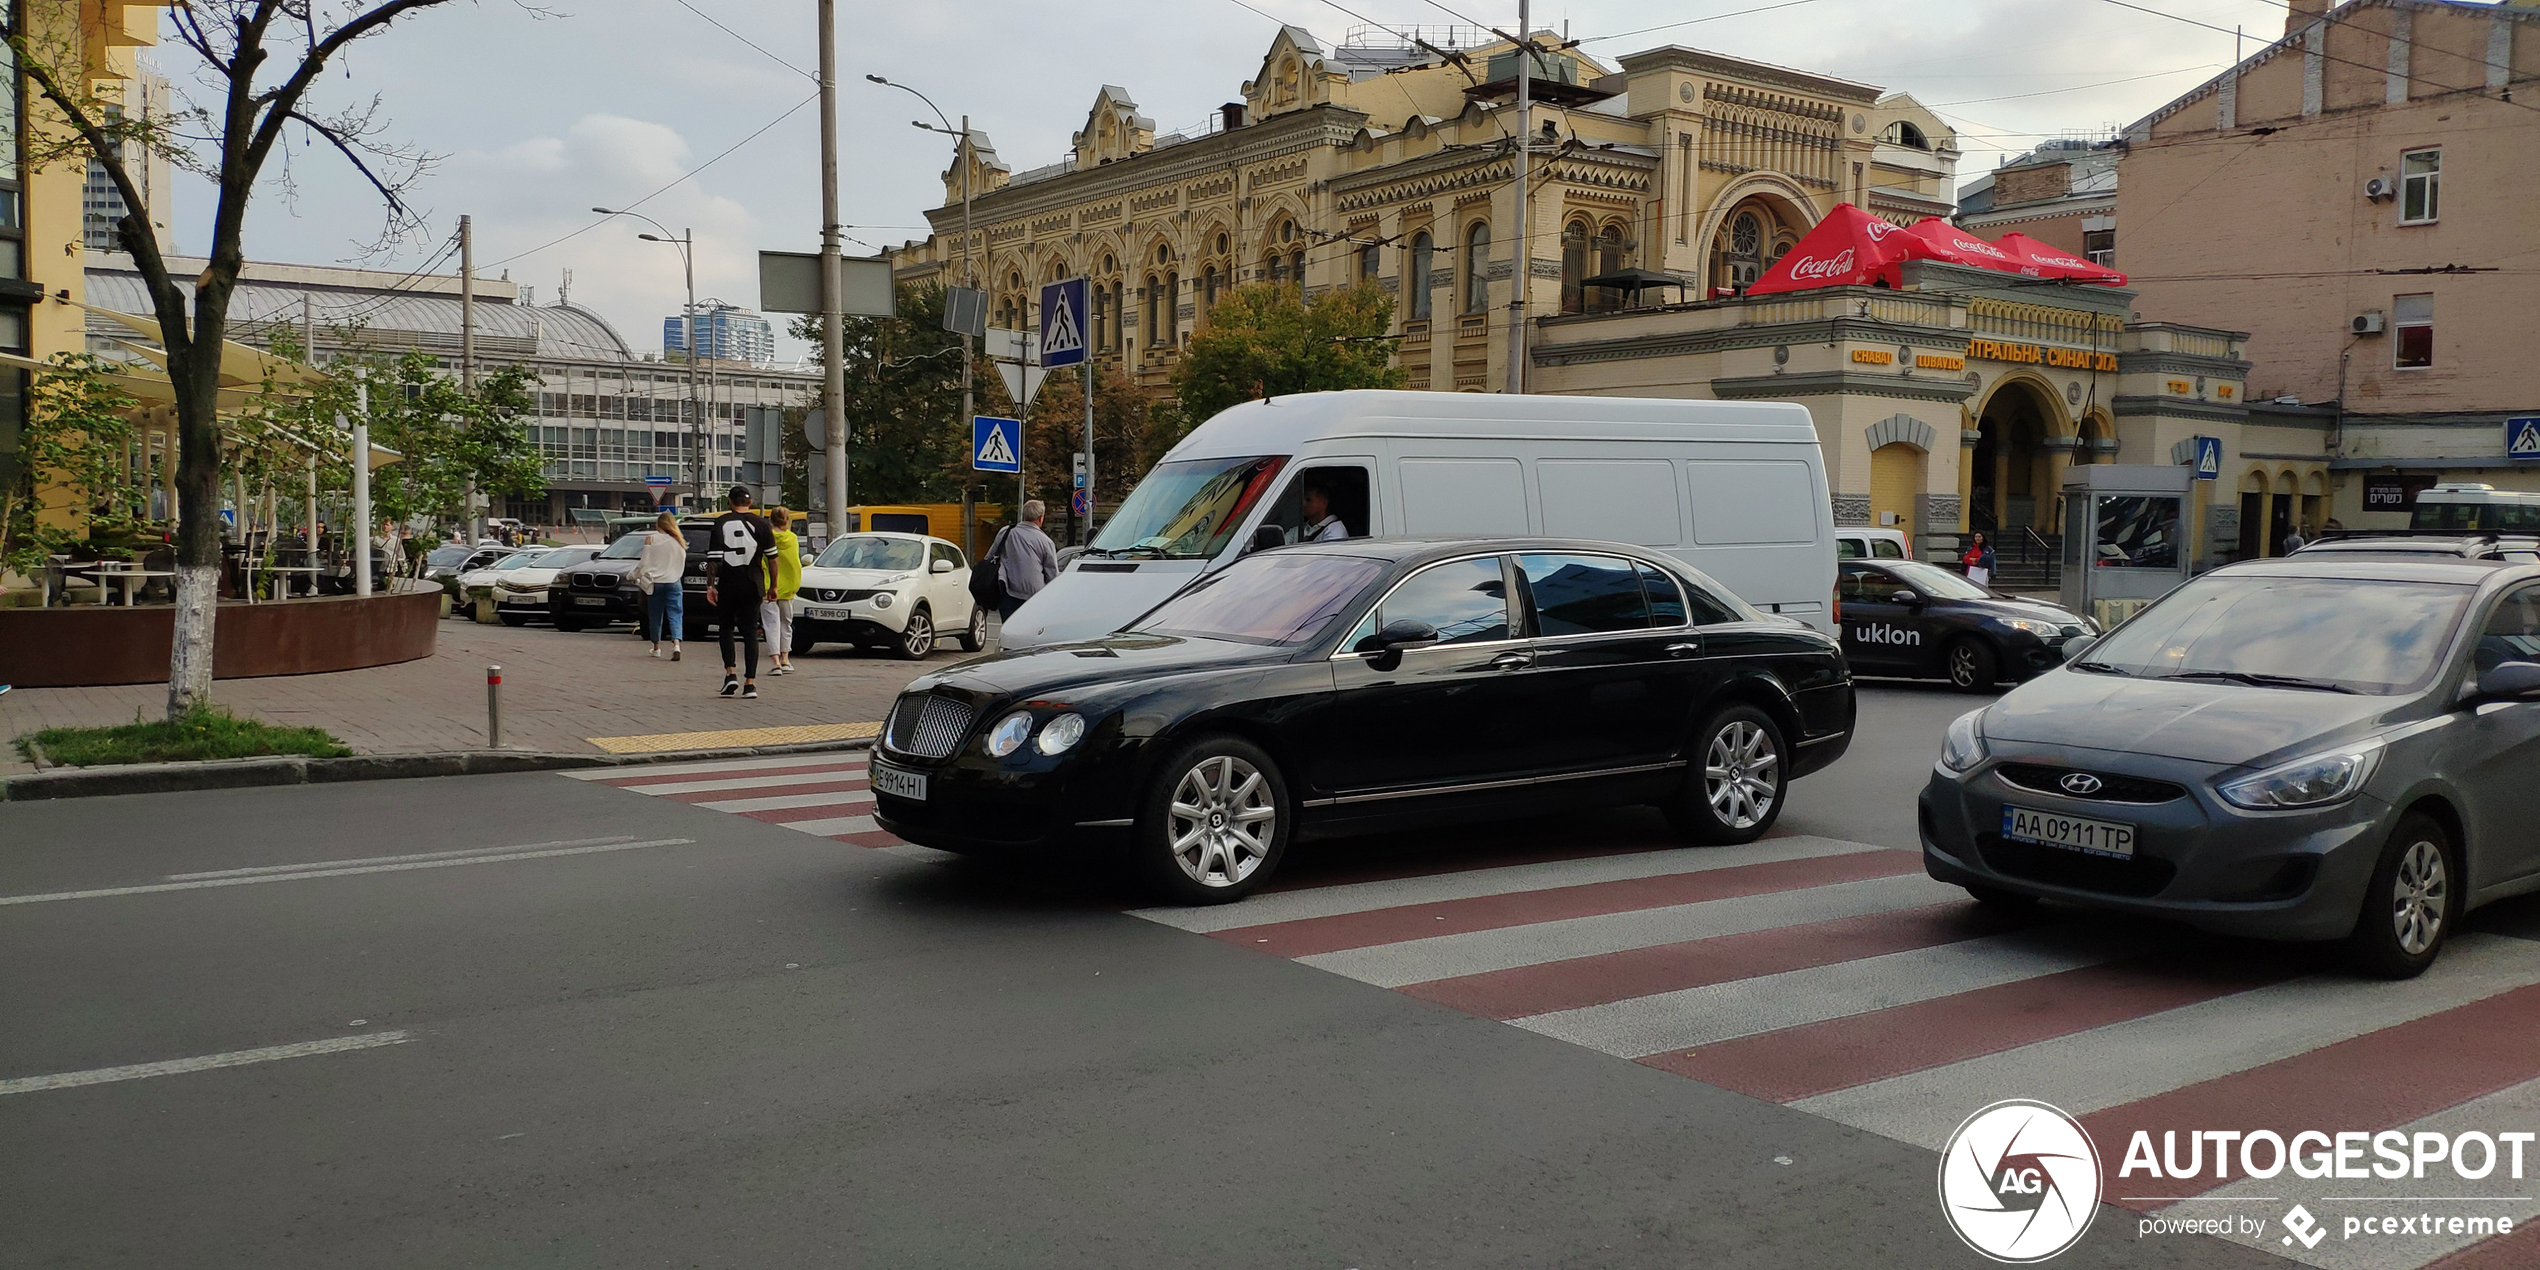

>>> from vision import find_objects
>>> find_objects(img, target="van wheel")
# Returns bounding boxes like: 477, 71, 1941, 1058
957, 604, 988, 652
1663, 705, 1786, 845
2347, 813, 2455, 980
1134, 735, 1289, 904
1947, 638, 1998, 692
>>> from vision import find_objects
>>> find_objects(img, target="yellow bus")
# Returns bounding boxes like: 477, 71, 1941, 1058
833, 504, 1007, 556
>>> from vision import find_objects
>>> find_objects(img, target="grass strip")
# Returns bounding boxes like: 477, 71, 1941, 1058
17, 704, 352, 767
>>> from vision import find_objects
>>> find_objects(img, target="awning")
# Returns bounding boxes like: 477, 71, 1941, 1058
1899, 218, 2027, 273
1992, 232, 2127, 286
1745, 203, 1913, 295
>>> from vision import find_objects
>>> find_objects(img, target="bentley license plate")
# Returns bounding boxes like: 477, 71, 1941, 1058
2002, 805, 2135, 858
869, 762, 926, 801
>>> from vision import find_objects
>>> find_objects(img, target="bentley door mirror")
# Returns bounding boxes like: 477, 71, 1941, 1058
1353, 618, 1441, 671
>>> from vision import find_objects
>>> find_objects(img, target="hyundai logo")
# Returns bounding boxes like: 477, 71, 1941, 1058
2060, 772, 2105, 796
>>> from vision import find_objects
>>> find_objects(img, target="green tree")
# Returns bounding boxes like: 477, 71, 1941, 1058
790, 283, 1009, 509
305, 350, 543, 540
1, 354, 139, 576
1172, 283, 1406, 424
1023, 364, 1164, 521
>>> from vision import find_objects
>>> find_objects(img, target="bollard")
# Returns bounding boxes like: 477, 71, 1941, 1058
486, 664, 504, 749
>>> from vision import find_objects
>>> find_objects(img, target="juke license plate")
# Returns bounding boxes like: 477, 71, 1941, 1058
803, 605, 849, 621
870, 762, 927, 801
2003, 805, 2135, 858
573, 595, 608, 606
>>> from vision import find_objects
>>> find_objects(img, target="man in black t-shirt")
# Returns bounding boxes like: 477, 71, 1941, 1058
704, 486, 777, 698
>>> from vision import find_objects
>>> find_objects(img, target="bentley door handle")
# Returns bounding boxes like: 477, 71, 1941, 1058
1665, 642, 1703, 657
1488, 651, 1533, 670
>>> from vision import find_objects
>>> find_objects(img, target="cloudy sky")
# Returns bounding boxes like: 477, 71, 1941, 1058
162, 0, 2313, 364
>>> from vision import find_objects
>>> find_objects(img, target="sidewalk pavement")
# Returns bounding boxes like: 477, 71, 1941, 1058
3, 614, 955, 778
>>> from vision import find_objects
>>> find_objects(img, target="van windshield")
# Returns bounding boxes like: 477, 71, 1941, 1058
1088, 456, 1286, 560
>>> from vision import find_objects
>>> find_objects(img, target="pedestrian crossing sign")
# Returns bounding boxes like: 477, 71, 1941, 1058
2509, 417, 2540, 461
1039, 277, 1088, 368
2192, 435, 2222, 480
972, 415, 1022, 474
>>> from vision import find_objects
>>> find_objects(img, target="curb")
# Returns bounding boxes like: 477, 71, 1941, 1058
0, 737, 875, 802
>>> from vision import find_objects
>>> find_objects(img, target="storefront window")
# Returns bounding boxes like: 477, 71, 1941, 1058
2093, 495, 2182, 570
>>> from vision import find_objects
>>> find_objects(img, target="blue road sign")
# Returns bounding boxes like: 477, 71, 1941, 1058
1039, 277, 1088, 369
643, 474, 673, 488
2192, 436, 2223, 481
972, 415, 1022, 474
2508, 417, 2540, 462
1071, 488, 1091, 518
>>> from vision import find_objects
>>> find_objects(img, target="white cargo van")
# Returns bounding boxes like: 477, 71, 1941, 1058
999, 390, 1837, 648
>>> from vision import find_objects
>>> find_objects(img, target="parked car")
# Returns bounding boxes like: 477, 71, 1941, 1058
452, 548, 548, 614
1838, 559, 2095, 691
490, 545, 599, 625
1921, 537, 2540, 978
996, 390, 1839, 650
550, 533, 658, 630
794, 532, 986, 659
870, 537, 1856, 902
419, 542, 510, 589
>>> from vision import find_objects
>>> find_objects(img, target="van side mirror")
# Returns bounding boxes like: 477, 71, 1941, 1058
1353, 618, 1439, 670
1251, 525, 1288, 553
930, 558, 954, 574
2474, 660, 2540, 703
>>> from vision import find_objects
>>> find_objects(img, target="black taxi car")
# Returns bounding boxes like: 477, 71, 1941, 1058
870, 538, 1857, 902
1838, 559, 2096, 692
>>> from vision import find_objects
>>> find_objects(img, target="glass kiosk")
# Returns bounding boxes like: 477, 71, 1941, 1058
2060, 464, 2195, 629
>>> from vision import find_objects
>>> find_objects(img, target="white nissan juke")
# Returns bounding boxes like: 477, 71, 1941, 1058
792, 532, 988, 660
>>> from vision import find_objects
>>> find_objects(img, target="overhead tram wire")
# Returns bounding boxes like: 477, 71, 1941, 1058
2094, 0, 2540, 114
673, 0, 816, 82
484, 89, 821, 272
1579, 0, 1828, 46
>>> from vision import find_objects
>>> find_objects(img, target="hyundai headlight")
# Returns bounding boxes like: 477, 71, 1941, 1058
2216, 742, 2383, 810
985, 711, 1034, 757
2003, 618, 2062, 637
1939, 709, 1989, 774
1035, 712, 1086, 756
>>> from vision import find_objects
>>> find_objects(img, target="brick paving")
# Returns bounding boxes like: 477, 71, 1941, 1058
1, 611, 962, 776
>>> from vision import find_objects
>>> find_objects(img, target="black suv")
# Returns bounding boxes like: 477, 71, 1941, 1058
553, 518, 759, 638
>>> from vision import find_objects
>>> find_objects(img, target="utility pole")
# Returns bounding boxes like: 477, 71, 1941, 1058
1504, 1, 1531, 396
681, 234, 700, 506
960, 112, 976, 529
818, 0, 850, 534
1082, 359, 1094, 545
461, 214, 482, 544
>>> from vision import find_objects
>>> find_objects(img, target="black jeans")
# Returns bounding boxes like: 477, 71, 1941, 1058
716, 581, 763, 678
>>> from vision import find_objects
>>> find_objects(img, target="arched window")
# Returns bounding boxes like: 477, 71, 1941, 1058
1731, 214, 1761, 259
1408, 231, 1433, 320
1881, 120, 1929, 150
1590, 224, 1627, 312
1216, 232, 1229, 255
1559, 219, 1589, 314
1107, 281, 1124, 351
1358, 240, 1379, 285
1266, 252, 1287, 287
1290, 250, 1305, 285
1204, 265, 1221, 310
1462, 222, 1490, 315
1162, 271, 1177, 345
1144, 274, 1160, 347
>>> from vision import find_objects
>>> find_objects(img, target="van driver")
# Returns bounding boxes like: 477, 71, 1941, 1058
1300, 482, 1349, 543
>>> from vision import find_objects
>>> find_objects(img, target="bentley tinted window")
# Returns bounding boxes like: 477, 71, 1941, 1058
1378, 557, 1511, 645
1639, 565, 1687, 625
1519, 554, 1649, 636
1131, 553, 1385, 646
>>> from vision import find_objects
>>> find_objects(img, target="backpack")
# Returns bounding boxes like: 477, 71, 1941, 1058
969, 526, 1011, 610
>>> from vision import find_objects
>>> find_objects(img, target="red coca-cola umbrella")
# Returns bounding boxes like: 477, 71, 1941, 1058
1898, 217, 2027, 274
1992, 231, 2128, 286
1745, 203, 1912, 295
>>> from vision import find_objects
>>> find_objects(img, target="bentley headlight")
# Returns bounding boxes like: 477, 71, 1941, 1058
985, 711, 1034, 757
1939, 709, 1989, 774
2217, 742, 2383, 810
1035, 713, 1086, 756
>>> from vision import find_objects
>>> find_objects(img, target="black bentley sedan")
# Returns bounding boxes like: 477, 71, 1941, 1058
871, 538, 1857, 902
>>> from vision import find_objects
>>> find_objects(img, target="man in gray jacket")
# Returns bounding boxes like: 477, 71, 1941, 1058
996, 499, 1060, 620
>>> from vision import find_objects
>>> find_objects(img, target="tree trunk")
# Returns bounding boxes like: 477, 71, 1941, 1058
165, 563, 219, 716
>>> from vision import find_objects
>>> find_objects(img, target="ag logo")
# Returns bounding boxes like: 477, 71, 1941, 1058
1939, 1099, 2102, 1262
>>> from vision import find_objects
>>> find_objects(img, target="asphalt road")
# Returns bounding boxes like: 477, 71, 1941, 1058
0, 684, 2464, 1269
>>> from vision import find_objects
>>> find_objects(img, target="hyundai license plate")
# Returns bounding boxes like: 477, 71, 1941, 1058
869, 761, 926, 801
2003, 805, 2135, 858
573, 595, 608, 606
803, 605, 849, 621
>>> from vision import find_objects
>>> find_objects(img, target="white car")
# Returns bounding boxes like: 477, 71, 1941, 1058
491, 544, 600, 626
793, 532, 986, 659
454, 548, 547, 608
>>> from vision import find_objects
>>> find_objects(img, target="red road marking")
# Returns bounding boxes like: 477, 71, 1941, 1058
1211, 850, 1924, 959
593, 761, 868, 789
738, 800, 878, 825
656, 777, 870, 807
2079, 982, 2540, 1210
1401, 902, 2027, 1020
1641, 952, 2304, 1102
830, 830, 907, 849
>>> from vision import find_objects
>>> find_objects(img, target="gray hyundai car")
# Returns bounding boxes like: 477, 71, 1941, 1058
1920, 537, 2540, 978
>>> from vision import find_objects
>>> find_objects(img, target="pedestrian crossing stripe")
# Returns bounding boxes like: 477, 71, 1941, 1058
976, 423, 1016, 468
585, 753, 2540, 1268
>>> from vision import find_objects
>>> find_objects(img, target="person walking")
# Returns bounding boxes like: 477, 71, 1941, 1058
761, 506, 803, 675
704, 486, 776, 699
637, 511, 686, 661
996, 499, 1060, 621
1961, 532, 1996, 588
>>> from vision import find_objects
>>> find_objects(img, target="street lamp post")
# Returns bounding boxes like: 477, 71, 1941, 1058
869, 76, 977, 508
595, 208, 704, 508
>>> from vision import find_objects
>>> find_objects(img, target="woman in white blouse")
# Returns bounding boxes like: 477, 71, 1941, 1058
638, 512, 688, 660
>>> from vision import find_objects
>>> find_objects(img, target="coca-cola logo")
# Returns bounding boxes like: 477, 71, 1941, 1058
2036, 251, 2089, 269
1863, 218, 1899, 241
1786, 249, 1856, 280
1952, 235, 2012, 260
